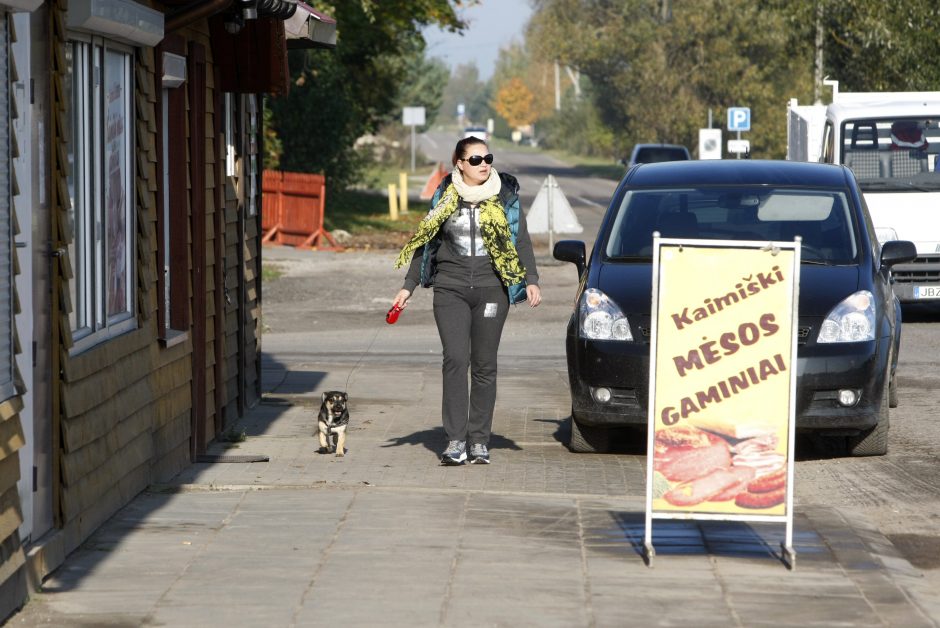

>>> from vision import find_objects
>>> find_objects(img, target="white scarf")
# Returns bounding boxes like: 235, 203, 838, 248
451, 167, 502, 204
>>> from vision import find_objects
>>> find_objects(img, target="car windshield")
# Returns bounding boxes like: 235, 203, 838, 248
634, 147, 688, 163
604, 187, 858, 264
841, 117, 940, 191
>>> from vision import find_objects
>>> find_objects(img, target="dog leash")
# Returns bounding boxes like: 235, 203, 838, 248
342, 304, 403, 393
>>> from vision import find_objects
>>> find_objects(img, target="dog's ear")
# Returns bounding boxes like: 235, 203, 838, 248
340, 392, 348, 401
321, 392, 328, 403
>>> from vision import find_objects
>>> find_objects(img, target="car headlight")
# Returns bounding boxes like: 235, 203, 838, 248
579, 288, 634, 341
817, 290, 875, 343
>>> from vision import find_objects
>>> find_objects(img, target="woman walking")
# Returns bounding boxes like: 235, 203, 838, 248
392, 137, 541, 465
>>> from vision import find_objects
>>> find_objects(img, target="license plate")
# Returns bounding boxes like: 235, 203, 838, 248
914, 285, 940, 299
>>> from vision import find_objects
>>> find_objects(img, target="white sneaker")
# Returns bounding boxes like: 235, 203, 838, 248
469, 443, 490, 464
441, 440, 467, 465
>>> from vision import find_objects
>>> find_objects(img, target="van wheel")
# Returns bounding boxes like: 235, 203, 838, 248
847, 375, 889, 456
569, 414, 610, 453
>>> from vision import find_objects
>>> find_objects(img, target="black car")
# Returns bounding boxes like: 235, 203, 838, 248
623, 143, 691, 168
554, 160, 917, 456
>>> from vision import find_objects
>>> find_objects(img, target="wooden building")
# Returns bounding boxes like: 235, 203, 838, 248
0, 0, 334, 618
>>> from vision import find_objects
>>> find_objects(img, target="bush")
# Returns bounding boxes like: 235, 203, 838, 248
538, 98, 616, 159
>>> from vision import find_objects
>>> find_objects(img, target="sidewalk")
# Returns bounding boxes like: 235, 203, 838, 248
9, 356, 938, 627
8, 244, 939, 627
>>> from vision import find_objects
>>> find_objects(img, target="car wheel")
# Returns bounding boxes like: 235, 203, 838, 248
847, 373, 889, 457
888, 370, 899, 408
569, 414, 610, 453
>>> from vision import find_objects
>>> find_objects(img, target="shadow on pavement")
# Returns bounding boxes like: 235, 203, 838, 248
35, 355, 307, 596
381, 425, 522, 455
532, 416, 568, 445
605, 511, 790, 564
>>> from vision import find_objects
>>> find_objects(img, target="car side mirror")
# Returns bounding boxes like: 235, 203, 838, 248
553, 240, 586, 276
880, 240, 917, 269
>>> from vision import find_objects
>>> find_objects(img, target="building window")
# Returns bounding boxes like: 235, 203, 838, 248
157, 50, 188, 340
65, 37, 136, 349
0, 14, 14, 401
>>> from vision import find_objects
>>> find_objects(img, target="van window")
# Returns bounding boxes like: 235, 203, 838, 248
840, 117, 940, 184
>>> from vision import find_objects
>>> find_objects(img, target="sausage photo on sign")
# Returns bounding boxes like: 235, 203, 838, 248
652, 424, 787, 509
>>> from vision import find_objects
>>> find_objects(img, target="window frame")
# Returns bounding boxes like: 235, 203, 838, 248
65, 33, 137, 352
156, 45, 189, 344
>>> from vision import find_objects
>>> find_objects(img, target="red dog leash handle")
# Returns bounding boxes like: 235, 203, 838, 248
386, 304, 403, 324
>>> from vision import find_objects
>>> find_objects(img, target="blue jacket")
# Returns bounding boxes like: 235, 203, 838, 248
417, 172, 532, 305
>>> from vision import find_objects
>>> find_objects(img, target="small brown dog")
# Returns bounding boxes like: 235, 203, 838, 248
317, 391, 349, 456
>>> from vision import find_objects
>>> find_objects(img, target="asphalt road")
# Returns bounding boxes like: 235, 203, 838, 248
264, 135, 940, 615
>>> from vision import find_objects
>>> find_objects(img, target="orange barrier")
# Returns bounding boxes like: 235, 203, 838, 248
419, 162, 450, 200
261, 170, 342, 250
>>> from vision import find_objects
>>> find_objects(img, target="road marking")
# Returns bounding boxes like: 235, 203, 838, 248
576, 196, 603, 207
422, 134, 438, 148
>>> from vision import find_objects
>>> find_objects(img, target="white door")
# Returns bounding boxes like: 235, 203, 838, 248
11, 10, 34, 542
12, 8, 52, 544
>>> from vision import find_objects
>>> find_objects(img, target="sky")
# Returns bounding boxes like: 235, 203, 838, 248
422, 1, 534, 82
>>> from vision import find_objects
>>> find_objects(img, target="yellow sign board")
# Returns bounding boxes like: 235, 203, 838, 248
648, 241, 798, 519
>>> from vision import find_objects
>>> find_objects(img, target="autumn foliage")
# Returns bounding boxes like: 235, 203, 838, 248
492, 77, 537, 129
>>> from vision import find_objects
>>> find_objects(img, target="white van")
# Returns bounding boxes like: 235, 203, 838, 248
788, 89, 940, 302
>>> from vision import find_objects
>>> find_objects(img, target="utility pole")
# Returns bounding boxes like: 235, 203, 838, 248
564, 66, 581, 99
554, 61, 561, 111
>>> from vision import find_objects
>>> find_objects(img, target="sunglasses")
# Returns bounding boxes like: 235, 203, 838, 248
461, 153, 494, 166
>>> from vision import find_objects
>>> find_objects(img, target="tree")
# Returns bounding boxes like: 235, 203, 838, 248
493, 77, 537, 128
491, 43, 557, 124
262, 99, 282, 170
267, 0, 465, 188
526, 0, 814, 158
439, 63, 491, 126
817, 1, 940, 92
391, 51, 451, 130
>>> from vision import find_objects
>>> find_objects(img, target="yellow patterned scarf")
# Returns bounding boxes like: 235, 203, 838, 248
394, 182, 526, 287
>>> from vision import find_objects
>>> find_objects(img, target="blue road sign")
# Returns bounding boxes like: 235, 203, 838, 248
728, 107, 751, 132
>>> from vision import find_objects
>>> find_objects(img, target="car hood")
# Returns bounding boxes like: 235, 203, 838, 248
595, 262, 863, 319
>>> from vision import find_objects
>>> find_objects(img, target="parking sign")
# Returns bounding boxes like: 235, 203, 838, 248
727, 107, 751, 132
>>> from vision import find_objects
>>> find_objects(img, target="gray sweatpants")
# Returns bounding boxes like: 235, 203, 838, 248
433, 285, 509, 445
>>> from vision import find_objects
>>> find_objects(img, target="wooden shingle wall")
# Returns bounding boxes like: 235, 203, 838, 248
0, 404, 26, 619
3, 5, 266, 616
135, 45, 190, 483
220, 95, 262, 422
185, 24, 223, 445
240, 97, 261, 409
48, 0, 190, 558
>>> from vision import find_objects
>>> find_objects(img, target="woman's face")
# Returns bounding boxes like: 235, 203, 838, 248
457, 143, 492, 186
